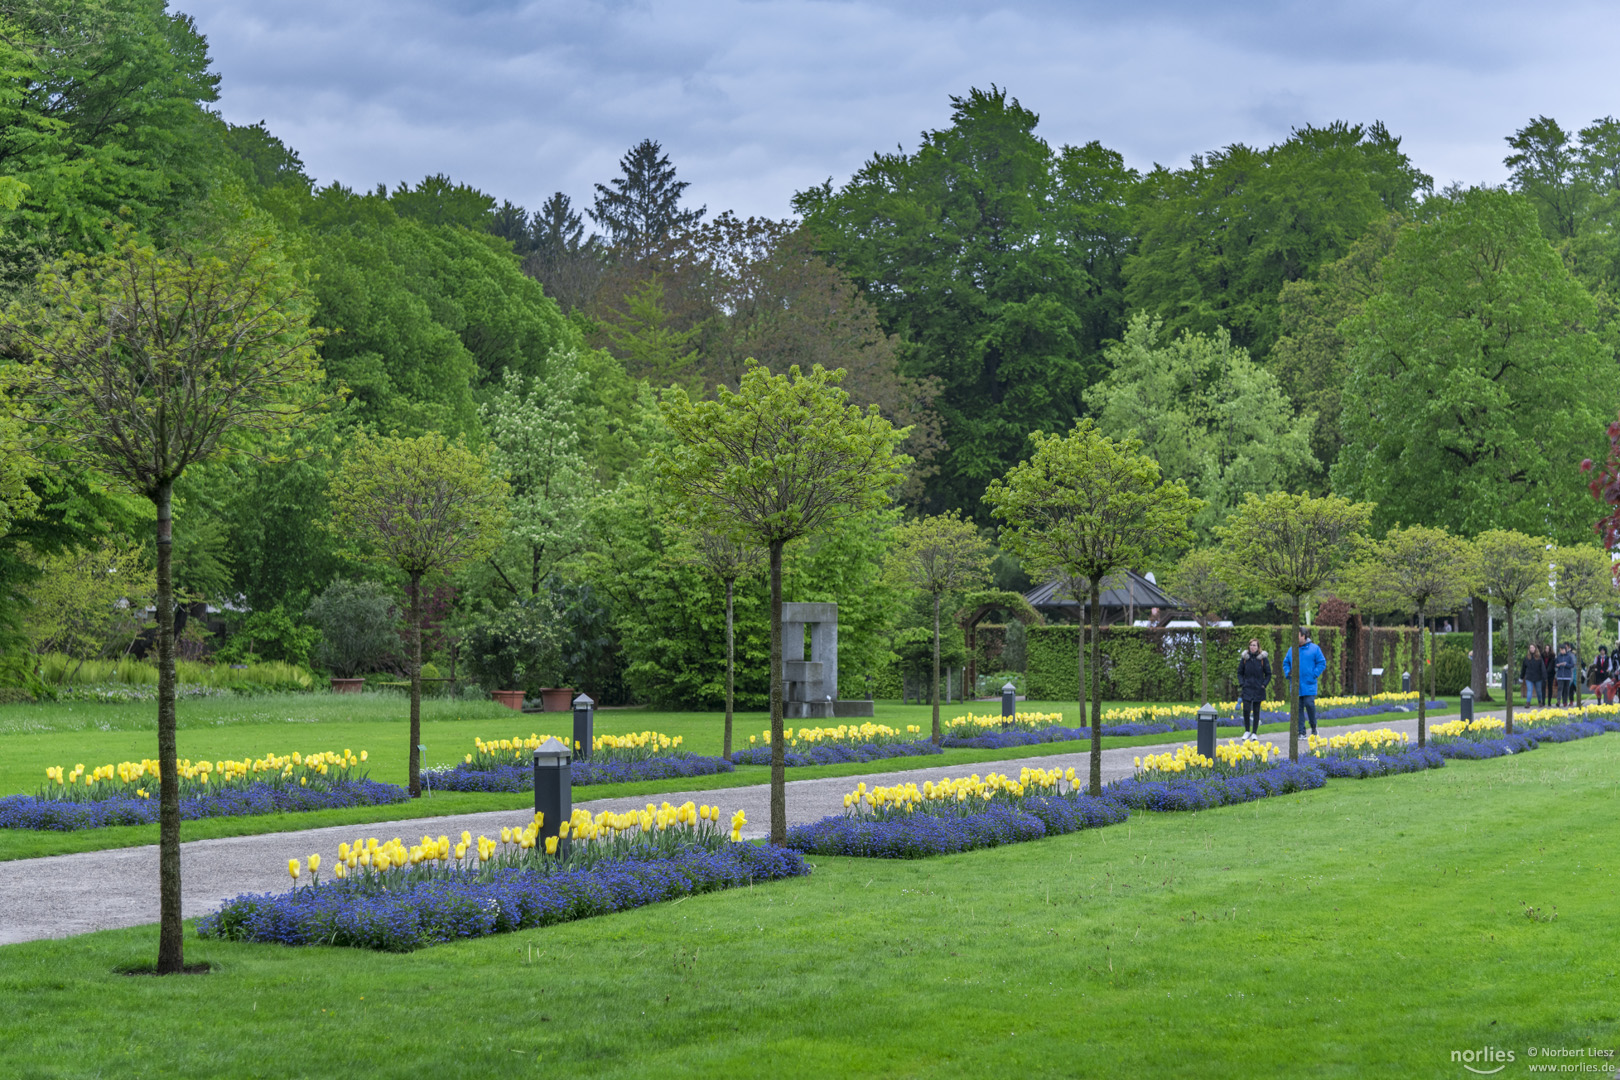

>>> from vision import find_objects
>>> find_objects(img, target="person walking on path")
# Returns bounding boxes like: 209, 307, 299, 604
1282, 630, 1328, 738
1522, 644, 1547, 708
1236, 638, 1271, 741
1556, 643, 1577, 706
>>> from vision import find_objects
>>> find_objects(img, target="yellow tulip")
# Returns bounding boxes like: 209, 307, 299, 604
288, 858, 301, 880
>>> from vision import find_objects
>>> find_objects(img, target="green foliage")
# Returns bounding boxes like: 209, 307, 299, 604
1431, 648, 1472, 696
17, 535, 153, 662
214, 606, 319, 668
33, 652, 313, 691
303, 579, 398, 679
1088, 314, 1316, 536
460, 598, 563, 694
1124, 122, 1430, 363
1216, 492, 1372, 607
598, 274, 701, 389
794, 87, 1125, 515
1333, 189, 1610, 541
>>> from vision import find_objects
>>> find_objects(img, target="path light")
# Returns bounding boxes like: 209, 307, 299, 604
533, 736, 572, 853
1402, 670, 1411, 694
572, 694, 595, 761
1460, 685, 1474, 723
1001, 682, 1017, 719
1196, 703, 1217, 761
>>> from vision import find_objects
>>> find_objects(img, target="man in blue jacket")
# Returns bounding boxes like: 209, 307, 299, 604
1282, 630, 1328, 737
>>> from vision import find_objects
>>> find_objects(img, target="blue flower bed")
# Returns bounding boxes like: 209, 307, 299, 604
785, 795, 1128, 859
1305, 748, 1446, 779
0, 779, 409, 832
427, 754, 735, 793
941, 722, 1186, 750
1433, 719, 1620, 760
198, 843, 809, 952
1101, 763, 1328, 813
729, 740, 942, 768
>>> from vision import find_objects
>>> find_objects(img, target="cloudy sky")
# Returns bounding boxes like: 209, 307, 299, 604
187, 0, 1618, 221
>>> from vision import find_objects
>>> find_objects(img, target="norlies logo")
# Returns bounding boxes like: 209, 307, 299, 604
1452, 1046, 1516, 1074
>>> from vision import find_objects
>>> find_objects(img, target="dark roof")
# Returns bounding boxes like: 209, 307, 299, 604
1024, 570, 1181, 610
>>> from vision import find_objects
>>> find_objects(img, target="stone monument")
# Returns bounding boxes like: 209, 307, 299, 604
781, 601, 874, 719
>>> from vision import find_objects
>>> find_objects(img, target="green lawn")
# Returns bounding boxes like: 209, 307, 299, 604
0, 692, 1459, 861
0, 730, 1611, 1078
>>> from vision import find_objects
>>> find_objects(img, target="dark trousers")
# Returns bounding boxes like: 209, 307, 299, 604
1241, 699, 1262, 733
1557, 678, 1574, 706
1296, 695, 1317, 735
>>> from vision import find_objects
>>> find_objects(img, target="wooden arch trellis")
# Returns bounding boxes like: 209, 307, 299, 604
955, 590, 1045, 695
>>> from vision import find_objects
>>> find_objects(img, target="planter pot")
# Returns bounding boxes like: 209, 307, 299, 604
330, 678, 364, 694
492, 690, 525, 711
538, 687, 575, 712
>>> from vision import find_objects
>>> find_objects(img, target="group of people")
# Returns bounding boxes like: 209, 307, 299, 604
1236, 632, 1327, 739
1524, 642, 1620, 705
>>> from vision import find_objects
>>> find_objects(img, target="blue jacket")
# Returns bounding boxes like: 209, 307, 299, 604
1282, 641, 1328, 696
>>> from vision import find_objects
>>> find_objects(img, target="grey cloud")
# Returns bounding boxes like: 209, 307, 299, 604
186, 0, 1620, 220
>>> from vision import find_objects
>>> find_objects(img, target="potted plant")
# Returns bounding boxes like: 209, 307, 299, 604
305, 580, 398, 694
462, 600, 561, 712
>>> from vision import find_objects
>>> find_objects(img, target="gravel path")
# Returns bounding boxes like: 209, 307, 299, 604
0, 710, 1461, 945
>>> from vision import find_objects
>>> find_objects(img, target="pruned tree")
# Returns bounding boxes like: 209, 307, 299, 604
1216, 492, 1372, 762
670, 508, 763, 758
328, 432, 509, 796
1473, 529, 1548, 735
1163, 548, 1242, 706
884, 511, 994, 743
1551, 543, 1616, 706
1342, 525, 1477, 746
984, 421, 1200, 795
657, 361, 908, 843
1, 232, 325, 974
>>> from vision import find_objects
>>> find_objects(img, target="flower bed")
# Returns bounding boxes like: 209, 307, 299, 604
199, 844, 808, 951
940, 722, 1179, 750
426, 753, 735, 793
729, 740, 942, 767
0, 779, 408, 831
1102, 763, 1327, 812
1432, 719, 1620, 760
785, 797, 1128, 859
1305, 748, 1445, 779
36, 748, 373, 803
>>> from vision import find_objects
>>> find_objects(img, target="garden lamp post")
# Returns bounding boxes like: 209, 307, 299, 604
1460, 685, 1474, 723
1002, 682, 1017, 719
1196, 703, 1218, 761
533, 736, 572, 852
572, 694, 595, 761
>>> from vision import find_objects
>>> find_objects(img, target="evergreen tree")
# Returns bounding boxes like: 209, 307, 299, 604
592, 139, 706, 261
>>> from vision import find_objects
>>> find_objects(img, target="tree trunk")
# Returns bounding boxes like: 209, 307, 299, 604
1076, 578, 1087, 728
1470, 596, 1493, 701
408, 572, 422, 798
1504, 606, 1516, 735
1416, 602, 1427, 748
154, 480, 183, 973
931, 592, 942, 744
1289, 598, 1302, 763
769, 539, 786, 845
1089, 579, 1103, 797
724, 577, 735, 759
1574, 607, 1584, 708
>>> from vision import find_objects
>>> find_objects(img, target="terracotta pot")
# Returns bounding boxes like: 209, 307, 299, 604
330, 678, 364, 694
538, 687, 575, 712
491, 690, 525, 711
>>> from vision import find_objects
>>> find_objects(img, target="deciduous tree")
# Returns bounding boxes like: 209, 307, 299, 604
1474, 529, 1548, 734
1163, 548, 1242, 705
1550, 544, 1615, 705
984, 421, 1199, 794
657, 361, 907, 843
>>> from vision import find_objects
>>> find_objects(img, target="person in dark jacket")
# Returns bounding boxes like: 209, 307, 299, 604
1521, 644, 1546, 708
1236, 638, 1271, 740
1591, 646, 1614, 703
1555, 643, 1576, 706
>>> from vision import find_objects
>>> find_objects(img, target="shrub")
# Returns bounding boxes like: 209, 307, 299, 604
304, 580, 399, 678
215, 605, 320, 668
460, 599, 563, 693
1431, 647, 1472, 696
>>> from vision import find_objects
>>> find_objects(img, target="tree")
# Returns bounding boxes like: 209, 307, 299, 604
884, 511, 994, 743
657, 361, 908, 843
522, 192, 604, 312
1162, 548, 1241, 705
19, 535, 154, 674
481, 358, 590, 598
671, 511, 763, 758
1550, 544, 1615, 705
984, 421, 1200, 794
598, 275, 702, 388
1342, 526, 1477, 746
1124, 122, 1430, 363
1, 232, 324, 974
1474, 529, 1547, 735
1333, 189, 1610, 541
592, 139, 705, 262
793, 87, 1110, 516
1215, 493, 1372, 762
1505, 117, 1581, 240
328, 432, 508, 797
1086, 313, 1317, 537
